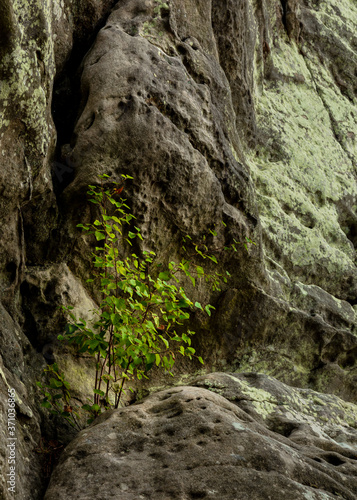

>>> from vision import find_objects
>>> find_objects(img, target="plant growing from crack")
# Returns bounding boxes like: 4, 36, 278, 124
38, 174, 254, 428
153, 0, 169, 16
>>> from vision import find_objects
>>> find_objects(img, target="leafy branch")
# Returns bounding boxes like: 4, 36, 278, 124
38, 174, 254, 427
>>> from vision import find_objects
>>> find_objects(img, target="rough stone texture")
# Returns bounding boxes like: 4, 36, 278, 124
1, 0, 357, 498
207, 0, 357, 395
0, 303, 44, 500
0, 1, 115, 498
62, 0, 261, 266
0, 0, 58, 496
45, 373, 357, 500
55, 0, 357, 396
249, 0, 357, 301
56, 0, 266, 381
235, 0, 357, 394
21, 263, 98, 401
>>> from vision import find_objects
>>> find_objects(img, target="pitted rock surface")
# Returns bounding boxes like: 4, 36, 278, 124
54, 0, 357, 397
45, 373, 357, 500
1, 1, 357, 498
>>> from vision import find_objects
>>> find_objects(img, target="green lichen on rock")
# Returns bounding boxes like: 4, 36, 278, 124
195, 372, 357, 429
247, 3, 357, 303
153, 0, 169, 15
0, 0, 55, 154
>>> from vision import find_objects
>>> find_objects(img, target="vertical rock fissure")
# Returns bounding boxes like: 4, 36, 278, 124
280, 0, 288, 35
52, 8, 116, 195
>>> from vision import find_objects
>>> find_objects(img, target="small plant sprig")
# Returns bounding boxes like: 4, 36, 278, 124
36, 363, 81, 431
38, 174, 255, 427
153, 0, 169, 16
181, 230, 256, 291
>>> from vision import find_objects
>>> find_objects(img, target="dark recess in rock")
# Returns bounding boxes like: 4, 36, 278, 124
51, 0, 117, 195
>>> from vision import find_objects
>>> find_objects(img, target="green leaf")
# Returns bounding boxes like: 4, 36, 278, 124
196, 266, 204, 276
95, 231, 106, 241
93, 389, 105, 396
145, 353, 156, 372
178, 298, 190, 308
110, 313, 122, 326
114, 298, 126, 310
159, 271, 170, 281
205, 304, 215, 316
49, 378, 63, 389
194, 301, 203, 310
89, 340, 100, 349
66, 324, 78, 335
159, 335, 169, 348
107, 282, 117, 290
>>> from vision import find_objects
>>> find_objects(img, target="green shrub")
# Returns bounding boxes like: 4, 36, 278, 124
38, 174, 253, 428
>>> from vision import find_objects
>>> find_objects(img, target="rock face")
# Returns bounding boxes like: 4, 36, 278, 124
0, 0, 357, 498
57, 0, 357, 396
0, 1, 115, 498
45, 373, 357, 500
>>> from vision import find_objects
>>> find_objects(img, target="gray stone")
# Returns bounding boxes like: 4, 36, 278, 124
1, 0, 357, 497
0, 303, 43, 500
44, 373, 357, 500
55, 0, 357, 398
0, 1, 115, 498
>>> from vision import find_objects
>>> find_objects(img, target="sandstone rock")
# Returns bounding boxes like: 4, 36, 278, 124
235, 0, 357, 393
0, 0, 58, 494
62, 0, 260, 259
52, 0, 357, 398
0, 303, 43, 500
21, 263, 98, 404
0, 1, 115, 498
45, 373, 357, 500
21, 263, 96, 347
1, 0, 357, 497
247, 0, 357, 301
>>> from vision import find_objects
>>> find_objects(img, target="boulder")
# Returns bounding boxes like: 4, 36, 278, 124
45, 372, 357, 500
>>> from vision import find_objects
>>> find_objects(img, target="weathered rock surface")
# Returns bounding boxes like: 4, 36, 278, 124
52, 0, 357, 397
0, 1, 115, 498
1, 0, 357, 498
0, 304, 44, 500
45, 372, 357, 500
